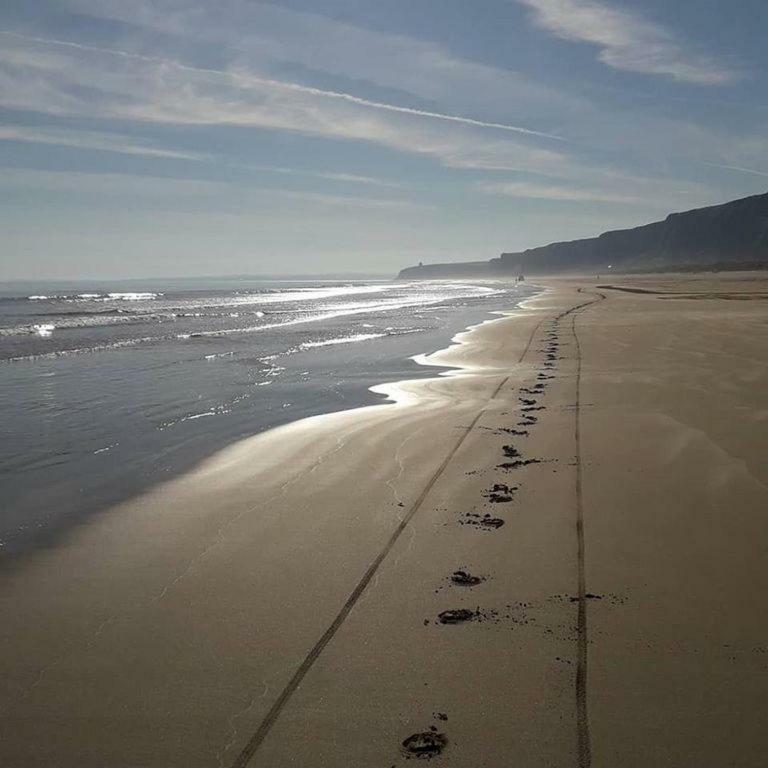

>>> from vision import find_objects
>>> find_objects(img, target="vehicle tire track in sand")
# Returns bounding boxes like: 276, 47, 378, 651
228, 314, 547, 767
569, 289, 605, 768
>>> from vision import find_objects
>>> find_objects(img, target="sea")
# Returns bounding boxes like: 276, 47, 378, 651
0, 277, 535, 564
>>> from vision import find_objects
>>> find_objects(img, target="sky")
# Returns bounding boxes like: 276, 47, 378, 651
1, 0, 766, 279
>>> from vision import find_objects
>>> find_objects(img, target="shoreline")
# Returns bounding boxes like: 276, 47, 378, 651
202, 288, 549, 470
1, 285, 565, 767
0, 282, 537, 566
2, 273, 767, 767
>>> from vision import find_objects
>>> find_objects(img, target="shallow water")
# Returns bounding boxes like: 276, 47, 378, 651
0, 277, 535, 563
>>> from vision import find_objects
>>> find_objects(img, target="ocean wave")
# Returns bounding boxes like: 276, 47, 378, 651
3, 282, 513, 362
173, 297, 456, 339
0, 312, 177, 337
107, 292, 162, 301
158, 285, 395, 312
300, 332, 387, 349
93, 442, 120, 455
0, 323, 55, 338
23, 291, 163, 302
35, 308, 127, 317
157, 403, 236, 430
3, 335, 164, 362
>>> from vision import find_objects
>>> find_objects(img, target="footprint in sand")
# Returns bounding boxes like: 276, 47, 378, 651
436, 607, 500, 625
483, 482, 517, 502
498, 458, 541, 470
401, 729, 447, 759
460, 512, 505, 529
437, 608, 478, 624
483, 426, 528, 436
450, 569, 485, 586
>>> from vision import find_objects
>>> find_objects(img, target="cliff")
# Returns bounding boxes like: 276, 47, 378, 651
398, 191, 768, 278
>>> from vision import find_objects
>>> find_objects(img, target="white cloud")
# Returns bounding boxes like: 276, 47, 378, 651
0, 32, 571, 176
0, 167, 430, 211
516, 0, 737, 84
2, 31, 747, 210
245, 166, 404, 188
0, 167, 225, 197
0, 32, 561, 140
37, 5, 764, 178
0, 18, 759, 215
697, 161, 768, 179
64, 0, 579, 122
478, 179, 642, 203
0, 125, 208, 160
477, 173, 721, 210
267, 188, 434, 211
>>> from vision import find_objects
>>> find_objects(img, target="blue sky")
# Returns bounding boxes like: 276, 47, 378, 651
1, 0, 766, 278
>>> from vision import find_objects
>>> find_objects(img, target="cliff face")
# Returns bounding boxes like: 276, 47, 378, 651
398, 192, 768, 278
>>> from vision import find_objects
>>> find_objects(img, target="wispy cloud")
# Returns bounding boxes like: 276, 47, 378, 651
0, 18, 756, 218
516, 0, 737, 85
269, 188, 433, 210
0, 125, 208, 160
0, 167, 225, 197
0, 32, 571, 175
0, 32, 563, 141
0, 167, 429, 211
476, 173, 720, 209
64, 0, 580, 122
245, 165, 404, 188
698, 161, 768, 179
477, 179, 642, 203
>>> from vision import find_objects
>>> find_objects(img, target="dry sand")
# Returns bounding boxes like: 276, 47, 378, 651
0, 273, 766, 767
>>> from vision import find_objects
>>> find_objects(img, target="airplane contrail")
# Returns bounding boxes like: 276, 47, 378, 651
698, 160, 768, 179
0, 30, 566, 142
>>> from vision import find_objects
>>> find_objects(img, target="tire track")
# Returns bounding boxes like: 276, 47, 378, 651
568, 289, 605, 768
228, 312, 547, 768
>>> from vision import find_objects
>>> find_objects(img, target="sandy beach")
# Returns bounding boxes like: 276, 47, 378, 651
1, 272, 767, 767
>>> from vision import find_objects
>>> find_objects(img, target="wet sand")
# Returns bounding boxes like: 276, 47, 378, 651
1, 273, 767, 766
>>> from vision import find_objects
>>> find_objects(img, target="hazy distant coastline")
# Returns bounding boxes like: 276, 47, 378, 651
400, 191, 768, 278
